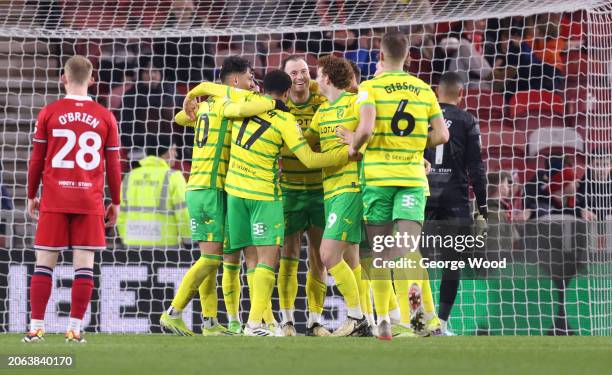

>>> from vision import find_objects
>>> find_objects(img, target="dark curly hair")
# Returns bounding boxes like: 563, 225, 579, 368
219, 56, 251, 83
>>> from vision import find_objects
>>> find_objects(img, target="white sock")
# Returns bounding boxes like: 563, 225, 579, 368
67, 318, 82, 335
280, 309, 294, 324
366, 314, 376, 327
30, 319, 45, 332
167, 306, 181, 318
347, 306, 364, 320
247, 321, 261, 329
424, 312, 436, 322
307, 312, 321, 328
227, 314, 240, 323
389, 308, 401, 324
440, 319, 448, 331
377, 314, 390, 324
202, 317, 218, 328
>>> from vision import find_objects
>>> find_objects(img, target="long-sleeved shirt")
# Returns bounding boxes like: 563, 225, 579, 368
424, 103, 487, 214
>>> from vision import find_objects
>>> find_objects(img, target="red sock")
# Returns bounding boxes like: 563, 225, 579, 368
30, 266, 54, 321
70, 268, 94, 319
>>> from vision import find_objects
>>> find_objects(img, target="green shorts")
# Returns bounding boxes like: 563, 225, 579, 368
282, 188, 325, 235
362, 186, 426, 225
227, 194, 284, 249
186, 189, 226, 242
222, 216, 235, 254
323, 192, 363, 244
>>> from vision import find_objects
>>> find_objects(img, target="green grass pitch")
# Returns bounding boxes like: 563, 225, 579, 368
0, 334, 610, 375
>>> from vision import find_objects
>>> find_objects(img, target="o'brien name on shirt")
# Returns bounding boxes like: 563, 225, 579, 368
58, 112, 100, 128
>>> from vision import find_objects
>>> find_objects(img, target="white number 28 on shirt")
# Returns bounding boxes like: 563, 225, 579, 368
51, 129, 102, 170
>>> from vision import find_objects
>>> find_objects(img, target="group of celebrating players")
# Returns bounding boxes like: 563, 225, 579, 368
23, 30, 454, 342
160, 30, 449, 339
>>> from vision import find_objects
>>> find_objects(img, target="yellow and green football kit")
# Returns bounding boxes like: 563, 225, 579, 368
169, 85, 275, 322
305, 91, 362, 244
357, 70, 443, 224
224, 103, 348, 249
175, 84, 275, 242
306, 91, 365, 320
282, 87, 328, 234
357, 70, 443, 328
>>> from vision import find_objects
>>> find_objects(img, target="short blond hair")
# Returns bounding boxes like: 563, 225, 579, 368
64, 55, 93, 84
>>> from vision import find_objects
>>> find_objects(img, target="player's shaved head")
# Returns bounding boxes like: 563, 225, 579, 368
381, 31, 408, 63
263, 70, 293, 97
64, 55, 93, 85
318, 55, 353, 90
437, 72, 464, 101
219, 56, 251, 84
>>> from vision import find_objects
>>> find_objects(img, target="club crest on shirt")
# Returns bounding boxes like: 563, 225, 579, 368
336, 107, 345, 119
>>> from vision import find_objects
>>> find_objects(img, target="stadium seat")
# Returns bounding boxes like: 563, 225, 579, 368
564, 50, 587, 78
481, 120, 526, 160
514, 116, 566, 132
61, 1, 129, 29
462, 88, 505, 121
527, 127, 584, 157
509, 90, 565, 119
121, 0, 172, 29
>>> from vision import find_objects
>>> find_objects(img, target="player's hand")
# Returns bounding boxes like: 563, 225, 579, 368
424, 159, 431, 175
474, 213, 488, 238
335, 126, 354, 146
105, 204, 120, 227
27, 198, 40, 220
183, 96, 199, 121
348, 148, 363, 162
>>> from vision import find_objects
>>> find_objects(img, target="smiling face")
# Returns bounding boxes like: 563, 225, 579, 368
283, 58, 310, 95
232, 68, 255, 91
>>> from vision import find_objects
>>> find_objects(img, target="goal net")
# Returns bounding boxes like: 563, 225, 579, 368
1, 0, 611, 335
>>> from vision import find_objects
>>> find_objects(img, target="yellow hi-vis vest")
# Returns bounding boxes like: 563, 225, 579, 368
117, 156, 191, 247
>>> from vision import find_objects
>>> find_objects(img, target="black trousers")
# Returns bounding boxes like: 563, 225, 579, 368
422, 205, 472, 321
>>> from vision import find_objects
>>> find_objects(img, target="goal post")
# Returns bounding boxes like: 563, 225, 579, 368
1, 0, 611, 335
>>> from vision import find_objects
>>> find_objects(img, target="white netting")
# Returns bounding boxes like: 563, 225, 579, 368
1, 0, 612, 335
0, 0, 607, 37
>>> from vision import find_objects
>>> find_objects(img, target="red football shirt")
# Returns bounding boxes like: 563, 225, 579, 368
28, 95, 121, 215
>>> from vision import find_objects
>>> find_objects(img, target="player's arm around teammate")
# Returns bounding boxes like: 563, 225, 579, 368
161, 57, 275, 336
279, 56, 330, 336
223, 70, 356, 336
335, 32, 450, 340
307, 56, 371, 337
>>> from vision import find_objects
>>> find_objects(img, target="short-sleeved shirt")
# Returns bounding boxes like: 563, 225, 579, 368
357, 71, 443, 188
224, 105, 346, 201
175, 87, 274, 191
306, 91, 359, 200
280, 91, 328, 190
